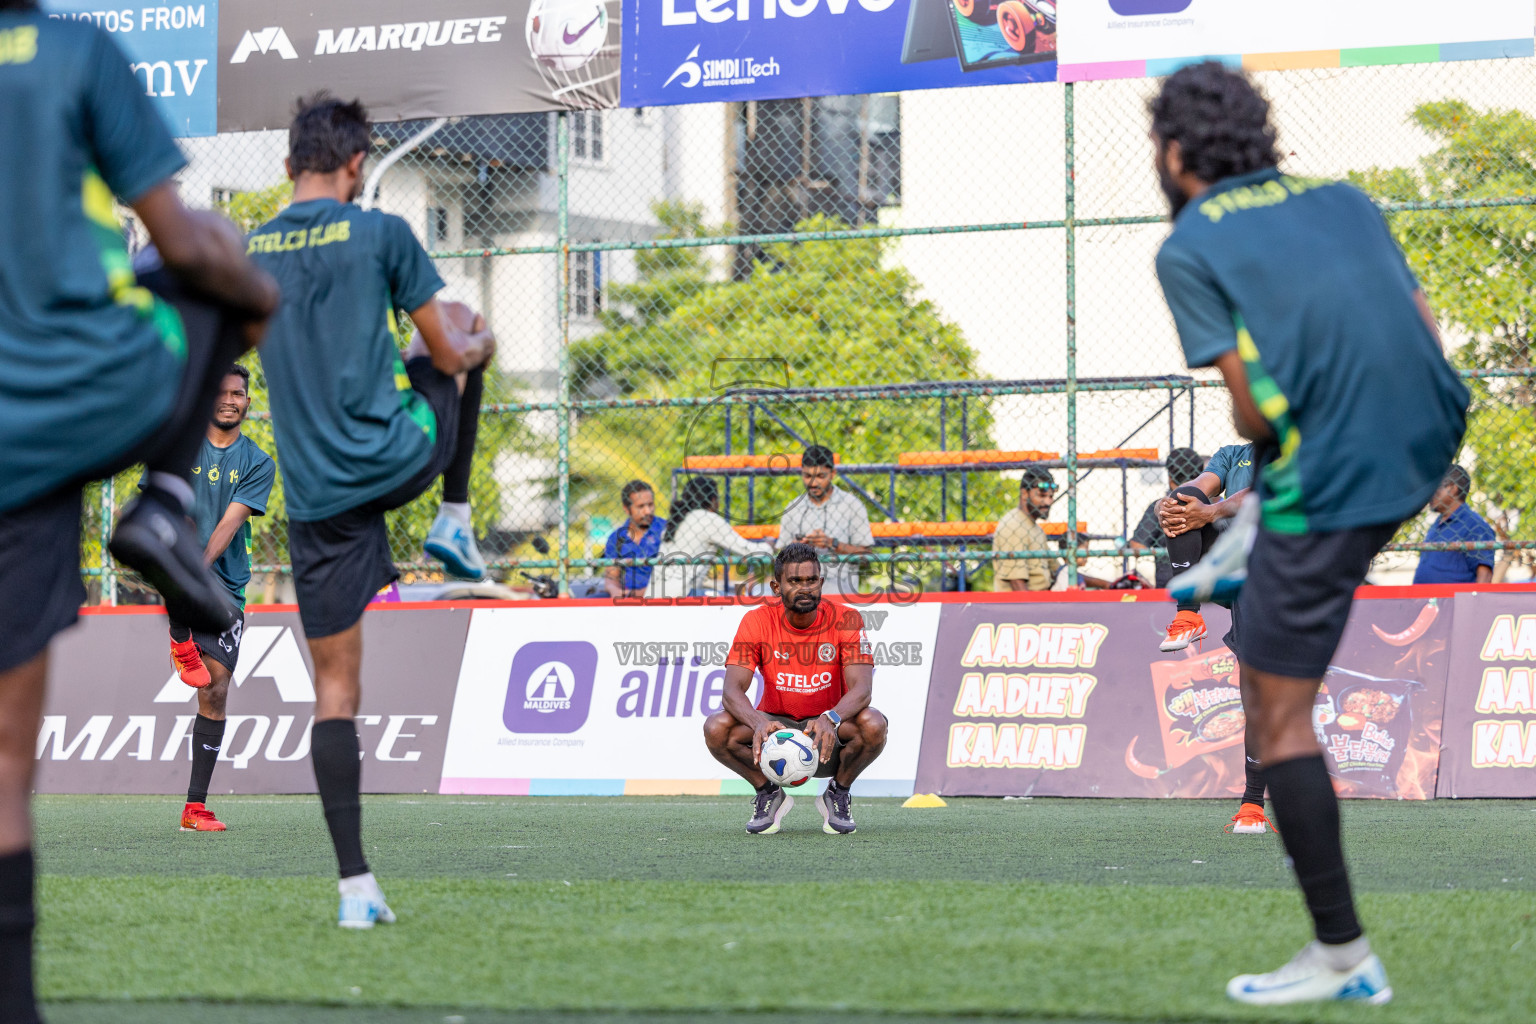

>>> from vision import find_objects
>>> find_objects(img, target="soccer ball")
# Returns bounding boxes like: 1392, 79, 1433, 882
759, 728, 817, 788
526, 0, 608, 73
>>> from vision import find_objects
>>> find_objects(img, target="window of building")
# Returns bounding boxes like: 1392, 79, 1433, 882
572, 250, 603, 319
571, 111, 605, 164
429, 206, 450, 247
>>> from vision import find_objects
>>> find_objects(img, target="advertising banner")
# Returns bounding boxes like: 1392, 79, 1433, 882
1058, 0, 1535, 82
217, 0, 619, 132
1437, 592, 1536, 797
622, 0, 1056, 109
34, 608, 467, 795
439, 600, 940, 796
45, 1, 219, 137
913, 595, 1451, 799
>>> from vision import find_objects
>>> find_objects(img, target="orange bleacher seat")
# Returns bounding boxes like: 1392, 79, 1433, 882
918, 521, 997, 537
1041, 521, 1090, 536
734, 524, 781, 540
897, 451, 966, 466
1079, 448, 1159, 461
684, 455, 751, 469
870, 522, 915, 538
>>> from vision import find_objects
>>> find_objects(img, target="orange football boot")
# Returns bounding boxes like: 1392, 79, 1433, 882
181, 802, 227, 832
171, 636, 211, 688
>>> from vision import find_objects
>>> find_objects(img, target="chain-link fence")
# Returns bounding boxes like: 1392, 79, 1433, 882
84, 58, 1536, 604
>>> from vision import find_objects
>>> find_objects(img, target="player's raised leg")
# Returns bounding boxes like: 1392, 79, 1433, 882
424, 350, 488, 581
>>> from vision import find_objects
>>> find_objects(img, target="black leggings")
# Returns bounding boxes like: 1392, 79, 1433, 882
1165, 485, 1221, 614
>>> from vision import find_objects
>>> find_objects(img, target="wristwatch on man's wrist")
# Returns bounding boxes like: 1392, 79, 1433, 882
821, 709, 842, 727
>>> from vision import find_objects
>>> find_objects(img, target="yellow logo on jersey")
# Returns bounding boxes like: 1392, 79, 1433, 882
247, 220, 351, 254
0, 26, 38, 65
208, 466, 220, 483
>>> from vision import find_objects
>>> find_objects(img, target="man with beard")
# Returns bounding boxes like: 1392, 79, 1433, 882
704, 543, 885, 835
248, 93, 496, 928
993, 466, 1060, 591
602, 479, 665, 599
777, 445, 873, 595
1150, 62, 1467, 1005
163, 363, 277, 833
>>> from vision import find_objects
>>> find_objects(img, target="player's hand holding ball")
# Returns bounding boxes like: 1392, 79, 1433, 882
806, 713, 839, 764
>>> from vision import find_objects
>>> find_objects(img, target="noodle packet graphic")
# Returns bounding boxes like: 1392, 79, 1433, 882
1148, 646, 1245, 771
1314, 666, 1419, 794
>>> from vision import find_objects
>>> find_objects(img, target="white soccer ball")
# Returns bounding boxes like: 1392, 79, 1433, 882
760, 728, 817, 788
526, 0, 608, 73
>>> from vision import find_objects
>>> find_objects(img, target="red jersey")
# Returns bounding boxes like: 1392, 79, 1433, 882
726, 600, 873, 718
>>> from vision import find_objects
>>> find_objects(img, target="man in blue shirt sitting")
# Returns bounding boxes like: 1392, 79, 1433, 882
604, 479, 666, 599
1413, 465, 1494, 584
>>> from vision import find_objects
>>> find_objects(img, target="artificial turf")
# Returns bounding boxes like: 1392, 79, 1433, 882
33, 795, 1536, 1024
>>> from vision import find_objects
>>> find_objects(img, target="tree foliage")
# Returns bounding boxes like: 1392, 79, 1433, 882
1350, 101, 1536, 563
569, 203, 1010, 584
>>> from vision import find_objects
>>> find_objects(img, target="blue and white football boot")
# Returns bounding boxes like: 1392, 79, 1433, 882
1169, 495, 1258, 606
1228, 941, 1392, 1005
424, 510, 486, 581
337, 873, 397, 930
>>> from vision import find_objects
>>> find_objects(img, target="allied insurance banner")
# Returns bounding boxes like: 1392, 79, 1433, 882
35, 609, 467, 795
1437, 592, 1536, 797
1057, 0, 1535, 82
439, 601, 939, 796
913, 595, 1453, 800
45, 2, 220, 137
622, 0, 1057, 108
216, 0, 620, 131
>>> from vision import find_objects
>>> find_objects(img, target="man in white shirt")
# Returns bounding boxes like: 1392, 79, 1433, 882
776, 445, 874, 595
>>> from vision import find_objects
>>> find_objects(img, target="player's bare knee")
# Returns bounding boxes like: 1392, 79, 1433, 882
702, 710, 735, 750
856, 707, 889, 748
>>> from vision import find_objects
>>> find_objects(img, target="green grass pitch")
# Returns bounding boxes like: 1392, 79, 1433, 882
34, 794, 1536, 1024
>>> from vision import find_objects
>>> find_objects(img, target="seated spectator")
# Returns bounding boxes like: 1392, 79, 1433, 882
993, 467, 1061, 591
647, 477, 770, 599
603, 480, 666, 599
776, 445, 874, 594
1129, 446, 1207, 588
1413, 464, 1495, 584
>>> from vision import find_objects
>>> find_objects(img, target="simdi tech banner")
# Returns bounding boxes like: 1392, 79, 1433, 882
1057, 0, 1534, 82
44, 1, 219, 137
439, 601, 940, 796
217, 0, 619, 131
34, 608, 466, 795
623, 0, 1056, 109
913, 595, 1451, 800
1437, 591, 1536, 797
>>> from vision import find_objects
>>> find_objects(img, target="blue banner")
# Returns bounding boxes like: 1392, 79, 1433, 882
44, 2, 218, 137
623, 0, 1056, 107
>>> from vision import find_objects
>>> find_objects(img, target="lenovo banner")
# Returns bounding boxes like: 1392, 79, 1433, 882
439, 601, 940, 795
1437, 592, 1536, 797
35, 608, 467, 795
913, 595, 1451, 800
623, 0, 1056, 108
44, 1, 219, 137
1058, 0, 1534, 82
217, 0, 619, 131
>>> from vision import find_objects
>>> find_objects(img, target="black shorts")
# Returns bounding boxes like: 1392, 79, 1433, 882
1236, 521, 1400, 680
766, 713, 844, 779
288, 357, 461, 640
0, 276, 244, 674
176, 607, 245, 674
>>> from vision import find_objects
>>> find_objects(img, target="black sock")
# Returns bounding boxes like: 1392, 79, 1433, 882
0, 849, 40, 1024
1242, 755, 1266, 806
168, 622, 193, 644
442, 366, 483, 505
311, 719, 369, 878
1264, 755, 1362, 944
186, 715, 226, 805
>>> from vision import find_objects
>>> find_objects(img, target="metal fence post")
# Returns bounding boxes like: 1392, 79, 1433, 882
556, 111, 573, 595
1064, 81, 1080, 585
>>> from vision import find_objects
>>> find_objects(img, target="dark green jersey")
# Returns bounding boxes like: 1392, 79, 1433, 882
248, 200, 444, 521
192, 435, 276, 604
0, 13, 188, 513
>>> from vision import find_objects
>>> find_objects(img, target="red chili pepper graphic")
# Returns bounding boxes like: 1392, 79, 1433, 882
1371, 599, 1438, 647
1125, 737, 1164, 779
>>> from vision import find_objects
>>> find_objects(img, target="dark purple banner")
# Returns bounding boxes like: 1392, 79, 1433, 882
35, 608, 468, 795
1437, 591, 1536, 797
